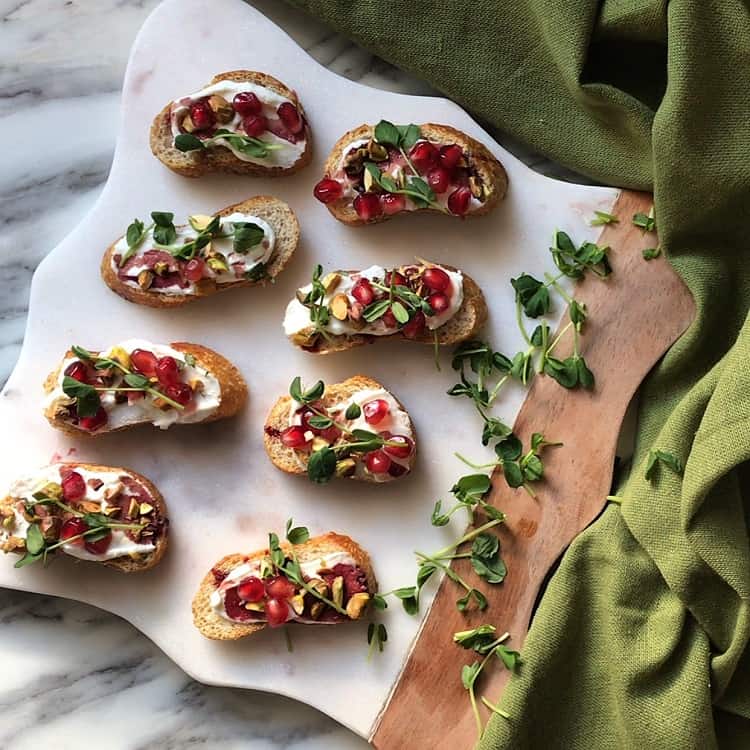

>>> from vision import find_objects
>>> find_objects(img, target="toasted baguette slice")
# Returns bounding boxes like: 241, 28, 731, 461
319, 123, 507, 225
264, 375, 416, 482
193, 532, 377, 640
44, 341, 247, 438
101, 196, 299, 308
1, 462, 168, 573
286, 265, 488, 355
151, 70, 312, 178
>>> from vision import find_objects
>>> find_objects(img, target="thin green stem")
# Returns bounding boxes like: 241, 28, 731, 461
430, 518, 504, 560
546, 321, 573, 355
516, 299, 532, 346
481, 696, 510, 719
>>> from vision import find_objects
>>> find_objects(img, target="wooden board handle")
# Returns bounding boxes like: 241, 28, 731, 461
372, 190, 695, 749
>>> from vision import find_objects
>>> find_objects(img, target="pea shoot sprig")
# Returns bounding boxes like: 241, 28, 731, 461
455, 625, 521, 739
175, 129, 284, 159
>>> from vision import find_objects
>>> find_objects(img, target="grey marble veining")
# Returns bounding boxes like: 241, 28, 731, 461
0, 1, 577, 747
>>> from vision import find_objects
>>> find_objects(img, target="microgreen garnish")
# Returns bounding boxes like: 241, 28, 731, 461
644, 449, 684, 481
233, 222, 265, 253
633, 207, 656, 232
373, 119, 421, 151
299, 265, 332, 343
589, 210, 619, 226
550, 230, 612, 279
364, 161, 446, 212
174, 129, 283, 159
367, 622, 388, 659
151, 211, 177, 246
455, 625, 520, 738
642, 246, 661, 260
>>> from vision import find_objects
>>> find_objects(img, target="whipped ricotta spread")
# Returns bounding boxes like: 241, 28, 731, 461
170, 80, 306, 168
114, 212, 275, 296
2, 464, 156, 562
210, 551, 355, 624
44, 338, 221, 430
283, 264, 464, 339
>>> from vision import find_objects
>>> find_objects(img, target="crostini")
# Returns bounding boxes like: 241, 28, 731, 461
283, 261, 487, 353
193, 529, 376, 640
151, 70, 312, 177
101, 197, 299, 308
265, 375, 416, 483
43, 339, 247, 436
1, 463, 168, 572
313, 120, 507, 224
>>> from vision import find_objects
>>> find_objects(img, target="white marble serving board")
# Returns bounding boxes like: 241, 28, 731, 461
0, 0, 618, 739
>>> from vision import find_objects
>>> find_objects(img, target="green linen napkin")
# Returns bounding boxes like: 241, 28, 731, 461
284, 1, 750, 747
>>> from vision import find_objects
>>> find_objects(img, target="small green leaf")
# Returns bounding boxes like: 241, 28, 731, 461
391, 301, 409, 324
71, 345, 93, 361
363, 299, 392, 323
495, 434, 522, 462
461, 661, 481, 689
285, 519, 310, 545
126, 218, 145, 248
633, 211, 656, 232
590, 210, 618, 226
62, 376, 101, 418
289, 376, 303, 402
576, 357, 595, 390
25, 524, 45, 555
471, 533, 499, 560
233, 222, 265, 253
374, 120, 401, 147
307, 415, 333, 430
417, 562, 436, 589
302, 380, 325, 403
496, 644, 522, 671
431, 500, 450, 527
393, 586, 419, 615
174, 133, 205, 152
307, 447, 337, 484
372, 593, 388, 610
511, 274, 550, 318
123, 373, 149, 389
502, 461, 524, 489
344, 403, 361, 420
642, 247, 661, 260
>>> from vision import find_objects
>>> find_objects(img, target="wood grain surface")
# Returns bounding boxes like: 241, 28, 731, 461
372, 190, 696, 749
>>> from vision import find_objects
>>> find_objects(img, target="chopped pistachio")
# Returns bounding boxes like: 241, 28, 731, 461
335, 458, 356, 478
207, 94, 233, 123
330, 293, 349, 321
2, 515, 15, 530
108, 346, 131, 370
345, 592, 370, 619
139, 502, 154, 516
245, 601, 265, 612
181, 112, 197, 133
312, 436, 330, 452
207, 256, 228, 273
289, 594, 306, 615
153, 261, 169, 276
321, 272, 342, 294
332, 576, 345, 609
188, 214, 214, 232
137, 270, 154, 289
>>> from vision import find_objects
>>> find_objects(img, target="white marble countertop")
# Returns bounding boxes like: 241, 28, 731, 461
0, 2, 580, 747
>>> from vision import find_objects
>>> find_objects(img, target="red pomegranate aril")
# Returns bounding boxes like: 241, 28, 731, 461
233, 91, 262, 117
189, 100, 215, 131
383, 433, 414, 459
427, 166, 451, 194
266, 597, 290, 628
130, 348, 158, 377
409, 141, 439, 173
243, 114, 268, 137
448, 186, 472, 216
388, 462, 408, 478
164, 382, 193, 406
363, 398, 390, 426
422, 266, 452, 293
427, 292, 451, 314
277, 102, 303, 134
281, 425, 310, 448
381, 308, 398, 328
365, 450, 392, 475
85, 530, 112, 555
353, 193, 383, 222
402, 311, 426, 339
237, 576, 265, 603
265, 575, 297, 600
320, 425, 341, 444
313, 178, 343, 204
60, 517, 88, 546
439, 144, 464, 170
79, 408, 108, 431
61, 471, 86, 502
155, 356, 180, 387
384, 270, 406, 288
184, 257, 206, 282
64, 361, 89, 383
351, 278, 375, 306
381, 193, 406, 215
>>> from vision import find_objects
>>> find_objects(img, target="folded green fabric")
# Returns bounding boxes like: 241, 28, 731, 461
284, 0, 750, 747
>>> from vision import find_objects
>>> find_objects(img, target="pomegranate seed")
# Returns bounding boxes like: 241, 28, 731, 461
265, 597, 290, 628
381, 308, 398, 328
60, 517, 88, 546
79, 408, 108, 431
383, 433, 414, 459
189, 100, 215, 131
265, 575, 297, 600
427, 166, 451, 194
320, 425, 341, 444
61, 471, 86, 502
365, 450, 392, 475
448, 186, 472, 216
131, 349, 158, 377
184, 257, 206, 282
243, 114, 267, 137
384, 270, 406, 288
351, 278, 375, 306
313, 178, 343, 204
422, 267, 452, 293
224, 587, 253, 621
428, 292, 451, 314
155, 356, 180, 387
388, 462, 408, 478
402, 311, 426, 339
277, 102, 303, 134
363, 398, 390, 425
164, 383, 193, 406
85, 530, 112, 555
439, 144, 463, 170
64, 361, 89, 383
409, 141, 439, 173
281, 425, 310, 448
233, 91, 262, 117
381, 193, 406, 215
237, 576, 265, 602
353, 193, 383, 222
